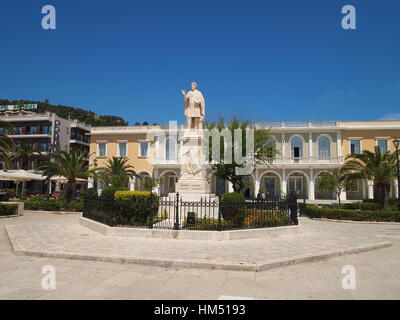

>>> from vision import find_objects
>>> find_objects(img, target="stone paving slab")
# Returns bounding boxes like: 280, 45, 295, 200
4, 217, 394, 272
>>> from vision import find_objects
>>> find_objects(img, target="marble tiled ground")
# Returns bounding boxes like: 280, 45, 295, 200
1, 212, 400, 299
3, 213, 395, 271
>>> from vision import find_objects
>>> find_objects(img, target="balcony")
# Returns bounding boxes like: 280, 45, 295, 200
0, 112, 52, 122
8, 126, 52, 139
267, 156, 344, 166
255, 121, 338, 130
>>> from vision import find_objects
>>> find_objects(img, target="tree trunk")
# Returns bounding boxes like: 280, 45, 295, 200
374, 183, 387, 209
65, 182, 76, 203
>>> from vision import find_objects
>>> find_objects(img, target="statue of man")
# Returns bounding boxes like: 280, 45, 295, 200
181, 82, 205, 130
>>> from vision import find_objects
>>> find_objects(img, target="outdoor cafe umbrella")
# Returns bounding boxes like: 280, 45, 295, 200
0, 170, 46, 197
0, 170, 46, 181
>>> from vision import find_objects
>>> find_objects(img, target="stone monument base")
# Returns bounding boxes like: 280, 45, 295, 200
175, 178, 215, 201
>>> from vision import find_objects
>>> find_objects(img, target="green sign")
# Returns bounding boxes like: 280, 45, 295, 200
0, 104, 38, 112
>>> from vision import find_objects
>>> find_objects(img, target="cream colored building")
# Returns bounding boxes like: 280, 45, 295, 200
88, 120, 400, 201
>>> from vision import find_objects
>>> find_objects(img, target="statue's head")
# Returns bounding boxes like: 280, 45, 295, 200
191, 82, 198, 91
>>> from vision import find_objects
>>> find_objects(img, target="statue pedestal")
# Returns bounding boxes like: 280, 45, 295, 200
175, 129, 214, 201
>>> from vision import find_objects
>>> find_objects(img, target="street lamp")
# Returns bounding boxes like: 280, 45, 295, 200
393, 137, 400, 211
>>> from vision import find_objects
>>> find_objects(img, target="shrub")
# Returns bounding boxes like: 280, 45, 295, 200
113, 191, 159, 226
24, 197, 83, 212
0, 203, 18, 216
100, 187, 127, 199
84, 188, 98, 198
220, 192, 245, 227
306, 205, 400, 222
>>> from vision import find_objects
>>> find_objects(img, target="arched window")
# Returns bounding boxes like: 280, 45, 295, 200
290, 136, 303, 158
165, 137, 176, 160
318, 136, 331, 158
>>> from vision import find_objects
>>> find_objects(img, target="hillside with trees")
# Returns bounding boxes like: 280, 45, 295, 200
0, 98, 128, 127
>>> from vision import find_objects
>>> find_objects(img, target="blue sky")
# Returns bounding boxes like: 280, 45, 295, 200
1, 0, 399, 125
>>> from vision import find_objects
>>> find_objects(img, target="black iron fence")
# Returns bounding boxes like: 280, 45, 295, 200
83, 193, 298, 231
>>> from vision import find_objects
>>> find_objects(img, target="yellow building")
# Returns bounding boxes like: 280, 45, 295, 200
88, 120, 400, 201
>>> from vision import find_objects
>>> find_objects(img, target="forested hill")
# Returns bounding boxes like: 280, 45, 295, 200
0, 99, 128, 127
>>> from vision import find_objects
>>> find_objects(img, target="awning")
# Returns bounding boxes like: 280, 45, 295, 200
50, 175, 87, 183
0, 170, 46, 181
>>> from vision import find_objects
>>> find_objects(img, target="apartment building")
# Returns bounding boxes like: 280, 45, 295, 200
0, 107, 90, 168
88, 120, 400, 201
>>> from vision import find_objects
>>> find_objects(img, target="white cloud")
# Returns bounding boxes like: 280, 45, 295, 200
379, 113, 400, 120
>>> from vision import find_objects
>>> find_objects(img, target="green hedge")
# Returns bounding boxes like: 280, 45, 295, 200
220, 192, 245, 227
24, 197, 83, 212
0, 203, 18, 216
113, 191, 159, 226
342, 202, 379, 211
307, 205, 400, 222
363, 198, 398, 206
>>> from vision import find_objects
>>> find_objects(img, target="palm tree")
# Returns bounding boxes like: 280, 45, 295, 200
11, 141, 39, 170
343, 146, 398, 209
318, 168, 357, 205
0, 119, 14, 153
39, 150, 89, 202
94, 157, 139, 189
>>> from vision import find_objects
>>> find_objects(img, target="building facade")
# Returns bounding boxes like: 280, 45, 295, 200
88, 120, 400, 201
0, 110, 91, 168
0, 109, 91, 194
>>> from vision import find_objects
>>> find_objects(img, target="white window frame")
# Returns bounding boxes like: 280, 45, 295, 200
289, 134, 305, 158
348, 137, 362, 155
316, 134, 332, 159
97, 140, 108, 157
138, 140, 149, 158
117, 140, 128, 157
288, 176, 304, 192
375, 137, 389, 153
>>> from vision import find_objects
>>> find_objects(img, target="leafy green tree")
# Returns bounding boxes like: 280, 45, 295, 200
95, 157, 139, 189
205, 117, 275, 193
318, 168, 357, 205
343, 147, 398, 209
39, 150, 89, 202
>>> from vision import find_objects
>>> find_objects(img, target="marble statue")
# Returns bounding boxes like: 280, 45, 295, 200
181, 82, 205, 130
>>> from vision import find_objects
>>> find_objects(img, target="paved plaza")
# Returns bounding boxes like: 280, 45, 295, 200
1, 212, 400, 299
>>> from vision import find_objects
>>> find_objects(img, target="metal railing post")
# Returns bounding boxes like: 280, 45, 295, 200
174, 192, 180, 230
217, 195, 222, 231
148, 192, 153, 229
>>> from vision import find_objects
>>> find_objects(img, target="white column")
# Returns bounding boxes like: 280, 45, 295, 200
339, 190, 347, 202
337, 131, 342, 158
153, 169, 160, 195
394, 179, 398, 198
281, 168, 287, 195
254, 170, 260, 196
88, 177, 94, 189
129, 177, 136, 191
227, 181, 234, 193
309, 168, 315, 200
362, 179, 367, 199
367, 180, 374, 199
308, 132, 313, 159
281, 132, 285, 159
